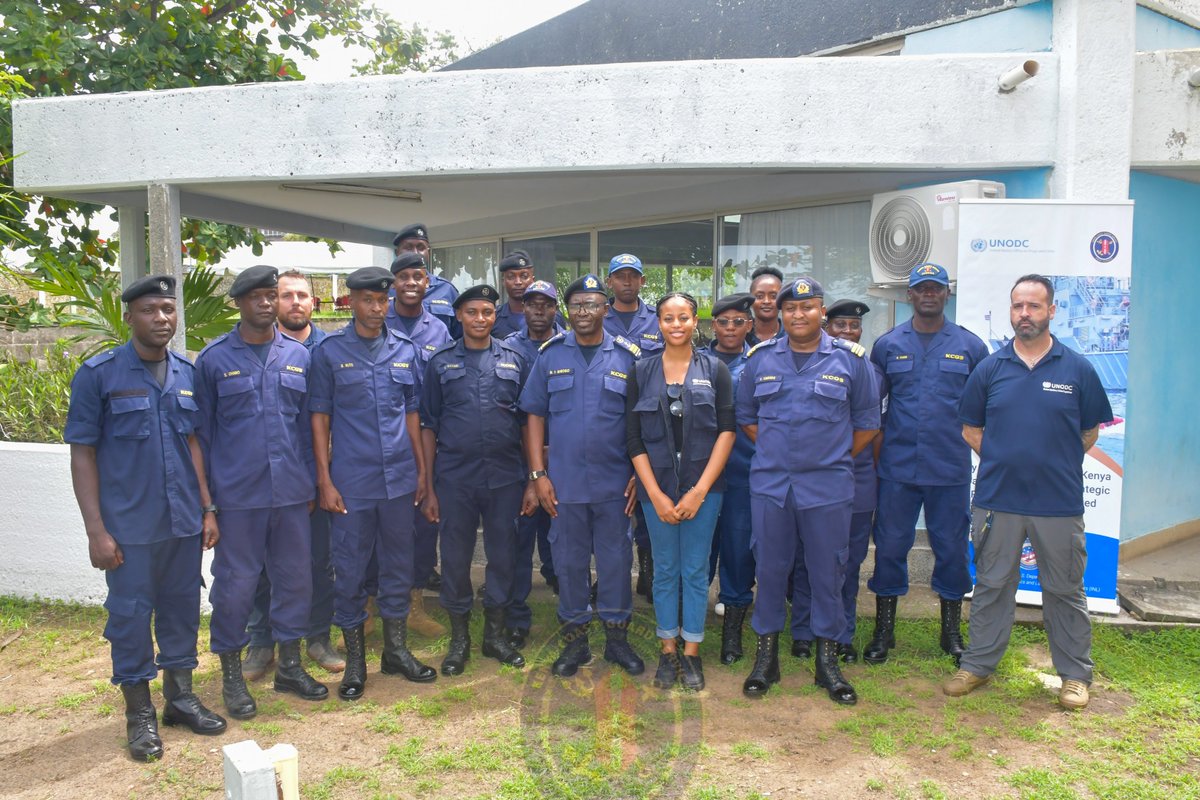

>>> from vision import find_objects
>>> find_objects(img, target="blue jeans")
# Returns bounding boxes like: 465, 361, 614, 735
641, 493, 723, 643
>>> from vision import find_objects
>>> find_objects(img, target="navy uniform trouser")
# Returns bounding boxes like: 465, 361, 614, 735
508, 505, 553, 631
750, 493, 851, 642
631, 504, 651, 549
105, 534, 202, 685
791, 509, 874, 643
209, 503, 311, 654
868, 480, 972, 600
707, 485, 755, 607
552, 500, 632, 626
437, 480, 522, 616
331, 494, 416, 628
364, 513, 437, 597
247, 508, 335, 648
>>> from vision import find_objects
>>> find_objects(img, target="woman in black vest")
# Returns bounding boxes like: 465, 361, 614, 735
627, 292, 736, 691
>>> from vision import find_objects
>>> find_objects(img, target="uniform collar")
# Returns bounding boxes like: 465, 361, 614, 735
119, 340, 180, 392
564, 330, 614, 350
706, 340, 749, 357
770, 330, 831, 354
607, 297, 651, 317
902, 318, 952, 339
230, 323, 282, 350
344, 319, 406, 344
996, 335, 1064, 361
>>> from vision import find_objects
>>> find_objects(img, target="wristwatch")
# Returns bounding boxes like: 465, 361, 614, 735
528, 470, 547, 481
202, 504, 219, 516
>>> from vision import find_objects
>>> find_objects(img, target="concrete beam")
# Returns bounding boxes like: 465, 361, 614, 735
147, 184, 185, 353
1132, 48, 1200, 166
1140, 0, 1200, 28
117, 206, 147, 290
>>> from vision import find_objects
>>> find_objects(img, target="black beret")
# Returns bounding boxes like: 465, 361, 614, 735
711, 292, 754, 318
826, 299, 871, 319
563, 273, 607, 303
390, 252, 426, 274
228, 264, 279, 298
776, 276, 825, 303
391, 223, 429, 247
345, 266, 394, 292
452, 284, 500, 309
499, 250, 532, 271
121, 274, 176, 304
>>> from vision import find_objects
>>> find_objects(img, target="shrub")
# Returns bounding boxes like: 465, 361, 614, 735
0, 341, 78, 443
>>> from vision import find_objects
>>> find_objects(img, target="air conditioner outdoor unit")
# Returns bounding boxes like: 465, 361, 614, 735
868, 180, 1005, 285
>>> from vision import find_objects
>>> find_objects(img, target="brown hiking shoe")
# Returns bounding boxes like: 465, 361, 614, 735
943, 669, 990, 697
306, 637, 346, 673
241, 645, 275, 682
407, 588, 447, 638
1058, 679, 1090, 710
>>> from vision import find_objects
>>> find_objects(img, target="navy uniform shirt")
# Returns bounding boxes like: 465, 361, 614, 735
870, 319, 989, 486
852, 361, 886, 513
295, 325, 327, 351
503, 326, 566, 367
604, 298, 663, 354
704, 341, 755, 488
492, 303, 568, 340
423, 275, 461, 339
385, 303, 452, 362
420, 338, 529, 489
64, 341, 202, 544
308, 323, 423, 502
194, 326, 314, 511
735, 332, 881, 509
518, 331, 641, 504
959, 337, 1112, 517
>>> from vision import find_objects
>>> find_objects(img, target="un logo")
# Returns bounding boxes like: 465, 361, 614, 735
970, 239, 987, 253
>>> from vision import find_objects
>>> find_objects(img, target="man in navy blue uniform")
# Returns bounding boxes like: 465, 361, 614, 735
603, 253, 662, 601
393, 223, 460, 339
703, 292, 757, 664
790, 300, 884, 664
520, 274, 645, 678
946, 275, 1112, 710
504, 279, 565, 642
863, 263, 989, 666
65, 275, 225, 761
736, 277, 880, 705
195, 265, 329, 720
746, 266, 784, 347
243, 270, 343, 680
420, 284, 529, 675
385, 252, 452, 637
310, 266, 436, 700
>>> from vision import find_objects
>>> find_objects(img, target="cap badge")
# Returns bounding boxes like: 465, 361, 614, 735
584, 276, 598, 289
416, 228, 425, 238
794, 280, 810, 295
378, 280, 389, 290
158, 280, 169, 292
617, 255, 636, 264
518, 258, 527, 267
917, 265, 939, 276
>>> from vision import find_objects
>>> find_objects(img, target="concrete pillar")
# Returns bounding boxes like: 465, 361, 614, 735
1049, 0, 1136, 201
116, 206, 147, 292
147, 184, 186, 353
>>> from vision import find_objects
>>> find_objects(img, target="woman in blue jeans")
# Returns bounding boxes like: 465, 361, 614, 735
626, 292, 736, 691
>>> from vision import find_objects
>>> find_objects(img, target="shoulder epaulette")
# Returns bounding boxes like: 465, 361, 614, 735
613, 335, 642, 358
833, 338, 867, 358
279, 330, 302, 345
82, 349, 118, 368
539, 332, 567, 353
429, 340, 458, 359
196, 333, 230, 360
747, 337, 777, 357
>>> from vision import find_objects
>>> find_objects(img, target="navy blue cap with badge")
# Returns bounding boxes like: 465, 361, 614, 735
499, 250, 532, 272
825, 299, 870, 319
776, 276, 825, 304
453, 284, 500, 309
564, 273, 607, 302
121, 274, 176, 304
390, 252, 426, 274
909, 262, 950, 287
711, 292, 754, 317
608, 253, 643, 275
524, 280, 557, 302
346, 266, 395, 292
391, 223, 429, 248
228, 264, 279, 298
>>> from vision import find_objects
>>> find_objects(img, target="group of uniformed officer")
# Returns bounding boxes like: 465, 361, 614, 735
69, 219, 987, 759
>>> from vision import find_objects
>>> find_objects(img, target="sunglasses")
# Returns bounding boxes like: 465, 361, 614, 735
667, 383, 684, 418
714, 317, 751, 328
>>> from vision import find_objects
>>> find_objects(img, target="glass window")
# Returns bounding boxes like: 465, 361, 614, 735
432, 242, 498, 294
502, 232, 591, 290
598, 220, 714, 315
719, 202, 891, 348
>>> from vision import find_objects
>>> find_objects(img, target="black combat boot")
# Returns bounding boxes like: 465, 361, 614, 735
720, 605, 747, 665
274, 640, 328, 700
814, 638, 857, 705
603, 620, 645, 675
679, 654, 705, 691
482, 607, 526, 667
441, 612, 471, 676
652, 651, 680, 688
635, 545, 654, 603
837, 642, 859, 664
939, 598, 966, 665
380, 617, 437, 683
791, 638, 813, 659
742, 633, 780, 698
219, 651, 257, 719
551, 622, 592, 677
338, 624, 367, 701
121, 682, 163, 762
863, 595, 898, 665
161, 669, 226, 734
506, 626, 529, 649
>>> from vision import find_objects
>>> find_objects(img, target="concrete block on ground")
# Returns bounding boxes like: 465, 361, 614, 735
222, 740, 278, 800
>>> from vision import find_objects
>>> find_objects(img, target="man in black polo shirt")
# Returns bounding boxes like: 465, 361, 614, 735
945, 274, 1112, 710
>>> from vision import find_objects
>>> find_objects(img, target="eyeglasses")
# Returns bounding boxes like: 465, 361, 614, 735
567, 301, 605, 315
714, 317, 750, 328
667, 384, 684, 418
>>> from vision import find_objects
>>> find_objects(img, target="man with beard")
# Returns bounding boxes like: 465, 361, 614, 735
862, 264, 988, 667
946, 274, 1111, 711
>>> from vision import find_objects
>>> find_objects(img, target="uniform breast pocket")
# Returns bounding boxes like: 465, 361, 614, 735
634, 395, 665, 443
810, 380, 848, 422
217, 375, 258, 420
547, 375, 574, 414
938, 358, 970, 387
174, 394, 200, 434
438, 367, 468, 405
886, 357, 915, 393
389, 368, 415, 412
752, 379, 784, 419
278, 371, 307, 416
109, 394, 151, 439
493, 367, 521, 409
334, 369, 370, 409
600, 376, 627, 416
690, 385, 717, 431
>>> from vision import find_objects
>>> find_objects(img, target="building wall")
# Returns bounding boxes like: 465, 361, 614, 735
902, 0, 1054, 54
1122, 171, 1200, 540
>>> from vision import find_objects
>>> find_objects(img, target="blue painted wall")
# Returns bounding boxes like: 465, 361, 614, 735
1122, 172, 1200, 540
902, 0, 1052, 54
1136, 6, 1200, 50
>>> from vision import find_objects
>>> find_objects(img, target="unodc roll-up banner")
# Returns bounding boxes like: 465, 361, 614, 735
956, 199, 1132, 615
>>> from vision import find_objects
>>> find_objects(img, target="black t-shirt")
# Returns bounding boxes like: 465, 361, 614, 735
141, 357, 168, 388
579, 343, 601, 365
791, 350, 814, 372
